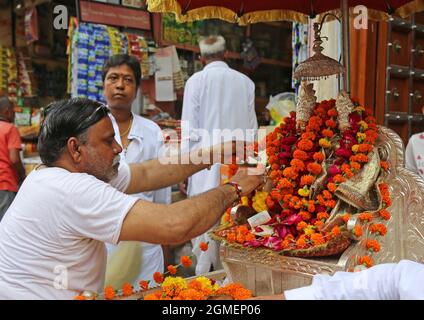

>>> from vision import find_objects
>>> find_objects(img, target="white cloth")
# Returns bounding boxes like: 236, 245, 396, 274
181, 61, 258, 275
106, 113, 171, 286
285, 260, 424, 300
405, 132, 424, 177
0, 162, 137, 299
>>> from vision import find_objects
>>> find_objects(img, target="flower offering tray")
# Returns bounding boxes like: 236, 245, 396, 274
218, 126, 424, 296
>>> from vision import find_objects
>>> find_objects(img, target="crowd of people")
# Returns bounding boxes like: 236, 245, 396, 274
0, 34, 423, 300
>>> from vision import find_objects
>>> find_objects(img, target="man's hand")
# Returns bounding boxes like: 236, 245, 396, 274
230, 166, 264, 196
206, 140, 256, 165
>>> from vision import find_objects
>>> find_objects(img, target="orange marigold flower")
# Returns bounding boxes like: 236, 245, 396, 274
333, 174, 346, 184
380, 161, 390, 171
325, 119, 337, 128
366, 240, 381, 252
317, 212, 329, 220
153, 272, 164, 284
104, 286, 116, 300
306, 200, 316, 213
300, 175, 315, 186
370, 223, 387, 236
236, 233, 246, 243
358, 143, 373, 153
341, 163, 351, 171
359, 212, 373, 222
293, 150, 308, 161
314, 220, 324, 229
227, 233, 236, 243
290, 158, 306, 171
353, 225, 363, 237
342, 213, 351, 223
296, 235, 309, 249
313, 152, 325, 163
167, 265, 177, 275
331, 225, 341, 237
358, 255, 374, 268
383, 196, 392, 208
379, 209, 391, 221
74, 295, 86, 300
307, 162, 322, 175
122, 283, 133, 297
298, 139, 314, 151
181, 256, 193, 268
350, 161, 361, 171
327, 200, 338, 209
296, 221, 308, 232
245, 233, 256, 242
322, 190, 333, 200
283, 167, 299, 180
310, 233, 326, 246
237, 225, 250, 235
327, 108, 338, 117
327, 182, 337, 192
300, 210, 312, 221
199, 242, 209, 251
316, 194, 326, 205
302, 131, 316, 140
322, 129, 334, 138
139, 280, 149, 291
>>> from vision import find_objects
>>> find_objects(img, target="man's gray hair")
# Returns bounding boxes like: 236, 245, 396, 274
199, 35, 226, 58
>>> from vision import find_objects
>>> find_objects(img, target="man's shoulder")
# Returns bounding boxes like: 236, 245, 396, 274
409, 132, 424, 143
133, 114, 162, 133
0, 121, 16, 133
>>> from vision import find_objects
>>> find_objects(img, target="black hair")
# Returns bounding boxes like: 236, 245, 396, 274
102, 54, 141, 88
38, 98, 110, 166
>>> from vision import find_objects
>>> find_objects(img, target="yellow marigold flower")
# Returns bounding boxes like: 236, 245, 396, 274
162, 276, 188, 291
358, 120, 368, 130
355, 106, 365, 113
352, 144, 359, 153
319, 138, 331, 149
304, 226, 316, 236
357, 132, 366, 140
241, 196, 249, 206
298, 187, 310, 197
252, 191, 269, 212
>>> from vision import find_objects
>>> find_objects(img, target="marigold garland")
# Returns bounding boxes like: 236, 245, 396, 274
216, 99, 392, 263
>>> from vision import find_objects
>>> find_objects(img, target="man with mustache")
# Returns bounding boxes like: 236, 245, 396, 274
101, 54, 171, 288
0, 98, 263, 299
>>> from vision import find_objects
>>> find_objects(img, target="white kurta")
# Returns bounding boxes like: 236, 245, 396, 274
405, 132, 424, 177
285, 260, 424, 300
181, 61, 258, 275
106, 113, 171, 287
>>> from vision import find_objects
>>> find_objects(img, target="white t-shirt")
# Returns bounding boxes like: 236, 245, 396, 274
405, 132, 424, 177
0, 162, 137, 299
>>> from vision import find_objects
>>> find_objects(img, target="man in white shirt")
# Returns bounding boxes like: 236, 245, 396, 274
181, 35, 258, 275
101, 54, 171, 288
254, 260, 424, 300
0, 98, 263, 299
405, 107, 424, 178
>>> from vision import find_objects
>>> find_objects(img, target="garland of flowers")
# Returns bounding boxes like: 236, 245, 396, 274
219, 99, 392, 268
74, 241, 252, 300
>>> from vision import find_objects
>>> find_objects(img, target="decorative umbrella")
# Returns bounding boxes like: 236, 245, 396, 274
147, 0, 424, 91
146, 0, 424, 25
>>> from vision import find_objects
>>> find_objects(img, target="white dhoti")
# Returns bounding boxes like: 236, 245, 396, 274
188, 164, 223, 275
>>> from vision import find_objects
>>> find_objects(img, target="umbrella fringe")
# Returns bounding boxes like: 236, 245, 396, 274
147, 0, 424, 26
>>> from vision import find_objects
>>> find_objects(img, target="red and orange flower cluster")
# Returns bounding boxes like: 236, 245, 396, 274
220, 100, 392, 264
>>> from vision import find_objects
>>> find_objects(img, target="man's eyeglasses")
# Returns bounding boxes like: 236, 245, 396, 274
74, 104, 110, 133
